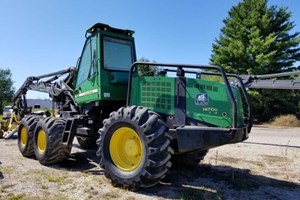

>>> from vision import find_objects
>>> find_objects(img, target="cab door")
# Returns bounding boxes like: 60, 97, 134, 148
74, 36, 100, 104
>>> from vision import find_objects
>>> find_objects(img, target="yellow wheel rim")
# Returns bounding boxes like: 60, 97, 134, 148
20, 127, 28, 147
110, 127, 143, 172
37, 129, 46, 153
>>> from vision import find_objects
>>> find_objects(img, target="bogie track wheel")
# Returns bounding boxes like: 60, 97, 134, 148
18, 115, 41, 157
33, 117, 71, 165
97, 106, 173, 189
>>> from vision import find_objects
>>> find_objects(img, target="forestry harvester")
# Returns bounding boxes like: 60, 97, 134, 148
13, 23, 252, 188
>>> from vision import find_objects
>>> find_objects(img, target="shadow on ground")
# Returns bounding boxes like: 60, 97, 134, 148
47, 145, 104, 175
0, 161, 3, 179
139, 164, 300, 200
40, 145, 300, 200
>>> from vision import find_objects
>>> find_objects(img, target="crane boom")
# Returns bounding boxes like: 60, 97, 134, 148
240, 71, 300, 90
13, 67, 77, 118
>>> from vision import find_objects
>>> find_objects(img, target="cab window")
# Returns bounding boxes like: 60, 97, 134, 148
76, 37, 97, 87
103, 36, 134, 71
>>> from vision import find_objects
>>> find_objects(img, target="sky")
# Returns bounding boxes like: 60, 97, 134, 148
0, 0, 299, 99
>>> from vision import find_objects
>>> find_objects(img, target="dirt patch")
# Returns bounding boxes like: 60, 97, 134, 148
0, 127, 300, 200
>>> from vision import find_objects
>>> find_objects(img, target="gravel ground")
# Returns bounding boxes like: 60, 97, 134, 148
0, 126, 299, 200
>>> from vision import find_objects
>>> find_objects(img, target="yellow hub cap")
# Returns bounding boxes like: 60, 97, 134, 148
20, 127, 28, 147
37, 129, 46, 153
110, 127, 143, 171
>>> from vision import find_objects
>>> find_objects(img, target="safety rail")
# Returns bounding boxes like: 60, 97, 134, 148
127, 62, 238, 129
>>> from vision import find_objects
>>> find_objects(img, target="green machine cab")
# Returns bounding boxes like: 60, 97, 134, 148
74, 23, 136, 105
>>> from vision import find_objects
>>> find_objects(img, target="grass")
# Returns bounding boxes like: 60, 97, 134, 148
268, 114, 300, 127
102, 189, 121, 199
1, 166, 14, 174
176, 187, 222, 200
40, 184, 49, 190
45, 175, 66, 183
6, 193, 26, 200
0, 188, 6, 193
24, 169, 67, 184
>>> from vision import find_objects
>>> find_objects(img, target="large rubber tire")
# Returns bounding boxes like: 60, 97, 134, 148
33, 117, 71, 165
172, 150, 208, 168
96, 106, 173, 189
77, 136, 97, 149
17, 115, 41, 157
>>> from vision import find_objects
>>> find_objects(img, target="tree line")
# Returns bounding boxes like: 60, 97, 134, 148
210, 0, 300, 121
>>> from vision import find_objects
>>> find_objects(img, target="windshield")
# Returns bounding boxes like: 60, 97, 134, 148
103, 36, 134, 71
3, 106, 12, 112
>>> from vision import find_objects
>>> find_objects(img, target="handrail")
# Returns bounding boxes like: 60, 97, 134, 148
127, 62, 238, 128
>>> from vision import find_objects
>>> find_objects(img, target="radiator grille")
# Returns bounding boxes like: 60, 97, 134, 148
141, 81, 172, 110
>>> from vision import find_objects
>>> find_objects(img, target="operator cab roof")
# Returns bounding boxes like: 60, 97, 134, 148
86, 23, 134, 37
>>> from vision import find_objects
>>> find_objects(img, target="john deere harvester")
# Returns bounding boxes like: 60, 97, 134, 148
14, 23, 252, 188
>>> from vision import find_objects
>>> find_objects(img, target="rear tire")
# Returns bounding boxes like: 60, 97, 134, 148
97, 106, 173, 189
33, 117, 71, 165
17, 115, 41, 157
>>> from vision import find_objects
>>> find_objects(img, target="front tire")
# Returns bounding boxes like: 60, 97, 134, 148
97, 106, 173, 189
33, 117, 71, 165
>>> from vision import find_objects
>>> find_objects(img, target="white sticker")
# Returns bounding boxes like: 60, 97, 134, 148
104, 93, 111, 98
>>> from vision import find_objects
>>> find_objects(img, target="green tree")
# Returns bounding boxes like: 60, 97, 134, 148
138, 57, 157, 76
0, 68, 15, 113
210, 0, 300, 121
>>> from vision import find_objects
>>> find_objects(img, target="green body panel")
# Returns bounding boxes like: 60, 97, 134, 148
95, 70, 129, 102
233, 87, 245, 127
130, 76, 244, 128
186, 78, 244, 128
74, 28, 135, 105
75, 74, 100, 104
97, 31, 133, 102
130, 76, 175, 115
